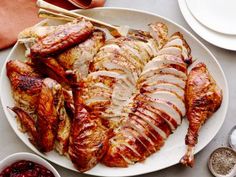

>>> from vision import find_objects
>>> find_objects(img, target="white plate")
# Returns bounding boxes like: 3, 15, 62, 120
186, 0, 236, 35
178, 0, 236, 51
0, 8, 229, 177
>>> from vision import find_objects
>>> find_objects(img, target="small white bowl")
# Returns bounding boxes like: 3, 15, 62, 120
208, 147, 236, 177
0, 152, 61, 177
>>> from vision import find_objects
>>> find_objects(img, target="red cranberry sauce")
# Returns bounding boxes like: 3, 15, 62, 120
0, 160, 55, 177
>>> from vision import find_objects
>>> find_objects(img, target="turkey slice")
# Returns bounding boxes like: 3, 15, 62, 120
94, 50, 138, 72
121, 126, 151, 155
149, 22, 168, 48
163, 32, 192, 64
142, 82, 185, 99
135, 94, 182, 125
124, 117, 156, 146
139, 73, 186, 89
101, 60, 138, 84
164, 40, 189, 60
88, 70, 125, 80
105, 37, 151, 64
130, 109, 168, 139
122, 43, 146, 66
129, 114, 163, 142
135, 105, 173, 133
84, 87, 111, 100
146, 90, 186, 116
92, 82, 111, 91
169, 32, 191, 54
110, 131, 141, 157
157, 46, 183, 59
100, 43, 144, 72
145, 39, 159, 57
112, 81, 134, 101
140, 66, 187, 83
84, 96, 110, 107
94, 53, 139, 82
140, 103, 177, 131
135, 41, 156, 60
143, 54, 186, 73
124, 41, 150, 63
88, 70, 134, 90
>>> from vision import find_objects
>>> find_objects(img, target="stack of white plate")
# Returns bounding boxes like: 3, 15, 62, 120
178, 0, 236, 50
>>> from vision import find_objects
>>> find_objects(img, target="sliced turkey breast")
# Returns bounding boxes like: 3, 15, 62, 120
161, 32, 192, 64
135, 94, 182, 125
140, 66, 187, 84
57, 30, 105, 78
141, 82, 185, 99
143, 54, 186, 73
149, 22, 168, 48
139, 73, 186, 89
146, 90, 186, 116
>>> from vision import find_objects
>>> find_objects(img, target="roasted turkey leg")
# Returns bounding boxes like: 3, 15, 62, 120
180, 62, 222, 167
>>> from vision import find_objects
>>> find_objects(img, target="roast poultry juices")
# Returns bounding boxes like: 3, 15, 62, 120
6, 18, 222, 172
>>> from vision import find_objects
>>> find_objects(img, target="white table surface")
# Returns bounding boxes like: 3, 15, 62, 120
0, 0, 236, 176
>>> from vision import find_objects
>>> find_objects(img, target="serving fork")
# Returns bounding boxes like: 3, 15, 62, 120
37, 0, 136, 37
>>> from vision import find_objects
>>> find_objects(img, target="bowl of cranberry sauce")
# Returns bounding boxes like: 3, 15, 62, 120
0, 152, 60, 177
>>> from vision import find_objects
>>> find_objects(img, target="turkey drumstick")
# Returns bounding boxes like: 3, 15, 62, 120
180, 62, 222, 167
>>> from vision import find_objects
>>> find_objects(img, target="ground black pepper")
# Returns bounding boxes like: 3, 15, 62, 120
210, 148, 236, 175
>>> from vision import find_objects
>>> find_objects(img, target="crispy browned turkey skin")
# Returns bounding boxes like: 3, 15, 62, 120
30, 30, 105, 87
31, 57, 71, 87
10, 79, 62, 152
68, 86, 109, 172
30, 19, 94, 59
7, 60, 43, 110
7, 18, 108, 171
57, 29, 106, 78
180, 62, 222, 167
36, 78, 62, 152
7, 60, 71, 153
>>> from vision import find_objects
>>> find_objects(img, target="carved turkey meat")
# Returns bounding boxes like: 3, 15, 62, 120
6, 17, 222, 172
101, 30, 192, 166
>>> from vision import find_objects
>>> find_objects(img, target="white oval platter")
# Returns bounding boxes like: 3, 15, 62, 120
0, 8, 229, 177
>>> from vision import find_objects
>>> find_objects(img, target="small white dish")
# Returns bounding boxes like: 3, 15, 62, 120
178, 0, 236, 51
208, 147, 236, 177
186, 0, 236, 35
0, 152, 61, 177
